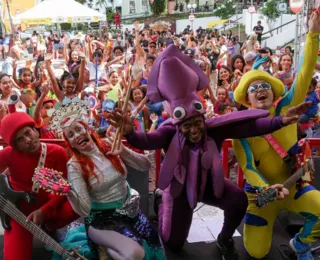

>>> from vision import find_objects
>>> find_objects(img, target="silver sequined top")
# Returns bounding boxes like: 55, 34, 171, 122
67, 145, 151, 217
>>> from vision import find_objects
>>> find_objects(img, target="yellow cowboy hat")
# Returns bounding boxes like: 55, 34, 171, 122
234, 70, 285, 108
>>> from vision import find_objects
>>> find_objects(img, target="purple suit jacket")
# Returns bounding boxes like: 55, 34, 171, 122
126, 109, 284, 208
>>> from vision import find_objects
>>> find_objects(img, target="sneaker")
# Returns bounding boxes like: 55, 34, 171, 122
217, 234, 239, 260
289, 234, 314, 260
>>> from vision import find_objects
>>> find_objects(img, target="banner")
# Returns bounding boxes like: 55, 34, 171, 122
20, 18, 52, 25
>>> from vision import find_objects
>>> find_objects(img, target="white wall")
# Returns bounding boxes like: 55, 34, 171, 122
243, 9, 296, 36
176, 16, 221, 33
262, 26, 296, 49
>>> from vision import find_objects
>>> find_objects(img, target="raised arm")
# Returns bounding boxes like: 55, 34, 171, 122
125, 124, 176, 150
45, 59, 64, 102
209, 102, 311, 140
74, 54, 86, 94
34, 84, 48, 124
279, 13, 320, 108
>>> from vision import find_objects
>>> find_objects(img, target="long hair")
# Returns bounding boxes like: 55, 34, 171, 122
278, 54, 293, 72
247, 33, 257, 52
64, 122, 125, 191
231, 55, 245, 73
218, 65, 233, 87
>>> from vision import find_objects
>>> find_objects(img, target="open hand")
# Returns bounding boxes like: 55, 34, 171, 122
106, 108, 133, 136
150, 113, 158, 123
44, 54, 53, 61
309, 7, 320, 34
40, 84, 50, 97
26, 208, 44, 225
282, 101, 312, 125
106, 132, 124, 156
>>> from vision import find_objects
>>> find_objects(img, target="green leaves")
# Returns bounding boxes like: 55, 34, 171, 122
260, 0, 281, 21
150, 0, 166, 15
213, 0, 236, 20
75, 0, 87, 5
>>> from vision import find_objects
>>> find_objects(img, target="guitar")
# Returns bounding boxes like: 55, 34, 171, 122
0, 174, 87, 260
256, 157, 314, 208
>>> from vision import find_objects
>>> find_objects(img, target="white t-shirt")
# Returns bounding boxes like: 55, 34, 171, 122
220, 45, 228, 65
87, 61, 107, 81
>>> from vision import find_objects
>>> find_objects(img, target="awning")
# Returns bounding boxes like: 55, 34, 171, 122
13, 0, 105, 25
206, 20, 228, 28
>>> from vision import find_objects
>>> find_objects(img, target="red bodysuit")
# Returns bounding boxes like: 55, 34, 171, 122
0, 143, 79, 260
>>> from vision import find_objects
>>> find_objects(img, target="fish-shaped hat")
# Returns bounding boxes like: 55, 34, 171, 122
147, 45, 209, 124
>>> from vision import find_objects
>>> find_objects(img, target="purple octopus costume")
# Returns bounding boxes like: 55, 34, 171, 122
125, 45, 286, 251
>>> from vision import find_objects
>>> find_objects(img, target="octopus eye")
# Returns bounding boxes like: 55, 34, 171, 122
193, 101, 203, 112
173, 107, 186, 120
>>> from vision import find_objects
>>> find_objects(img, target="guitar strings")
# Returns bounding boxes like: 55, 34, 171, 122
0, 196, 70, 257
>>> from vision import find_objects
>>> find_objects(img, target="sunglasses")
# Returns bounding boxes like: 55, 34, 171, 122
247, 83, 272, 94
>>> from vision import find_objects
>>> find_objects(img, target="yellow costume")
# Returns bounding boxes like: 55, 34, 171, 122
233, 31, 320, 259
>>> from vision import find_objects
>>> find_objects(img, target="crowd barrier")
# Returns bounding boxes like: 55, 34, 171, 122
2, 138, 320, 189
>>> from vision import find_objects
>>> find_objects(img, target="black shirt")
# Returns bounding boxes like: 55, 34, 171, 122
253, 25, 264, 41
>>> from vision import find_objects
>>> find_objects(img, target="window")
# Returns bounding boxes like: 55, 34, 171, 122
129, 0, 136, 14
141, 0, 148, 12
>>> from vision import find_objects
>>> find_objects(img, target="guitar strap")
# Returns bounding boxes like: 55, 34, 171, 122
264, 134, 296, 172
32, 143, 47, 193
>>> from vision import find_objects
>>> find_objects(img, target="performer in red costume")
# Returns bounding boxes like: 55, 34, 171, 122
0, 96, 79, 260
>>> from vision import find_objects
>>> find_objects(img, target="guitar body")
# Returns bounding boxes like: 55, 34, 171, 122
0, 174, 33, 230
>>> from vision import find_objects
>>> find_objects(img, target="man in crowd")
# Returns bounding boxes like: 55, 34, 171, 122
253, 20, 264, 44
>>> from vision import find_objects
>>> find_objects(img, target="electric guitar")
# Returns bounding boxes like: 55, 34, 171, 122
256, 157, 314, 208
0, 174, 87, 260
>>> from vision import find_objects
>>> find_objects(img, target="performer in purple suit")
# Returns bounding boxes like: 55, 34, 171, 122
107, 45, 311, 260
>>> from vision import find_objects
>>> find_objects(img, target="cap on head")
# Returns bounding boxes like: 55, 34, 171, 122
234, 70, 284, 108
185, 48, 195, 57
244, 51, 257, 62
102, 99, 115, 112
0, 112, 35, 146
147, 45, 209, 124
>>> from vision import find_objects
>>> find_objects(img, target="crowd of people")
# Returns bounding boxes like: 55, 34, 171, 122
1, 7, 320, 260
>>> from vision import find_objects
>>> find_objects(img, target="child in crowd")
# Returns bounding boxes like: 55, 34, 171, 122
33, 84, 56, 139
300, 78, 318, 123
129, 86, 149, 132
20, 88, 37, 117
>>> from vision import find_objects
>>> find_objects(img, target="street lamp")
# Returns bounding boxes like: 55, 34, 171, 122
187, 3, 197, 31
187, 3, 197, 12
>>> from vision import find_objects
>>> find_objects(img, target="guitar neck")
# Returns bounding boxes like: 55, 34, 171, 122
283, 160, 311, 189
0, 196, 69, 258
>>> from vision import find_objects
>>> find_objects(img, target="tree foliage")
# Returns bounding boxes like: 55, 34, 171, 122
75, 0, 87, 5
151, 0, 166, 15
260, 0, 281, 22
260, 0, 286, 35
213, 0, 236, 19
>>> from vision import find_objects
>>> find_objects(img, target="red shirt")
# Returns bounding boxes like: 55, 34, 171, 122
0, 143, 69, 216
